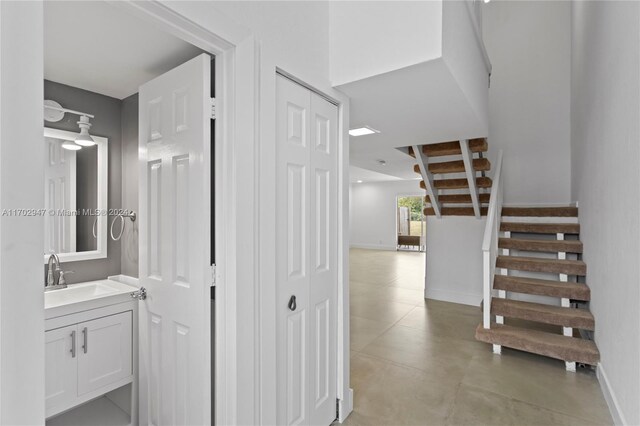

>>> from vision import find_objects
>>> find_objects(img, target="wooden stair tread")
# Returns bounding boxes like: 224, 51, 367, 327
413, 158, 491, 175
500, 222, 580, 235
499, 238, 583, 253
420, 177, 492, 190
420, 138, 488, 157
494, 275, 590, 300
491, 299, 594, 330
496, 255, 586, 275
501, 207, 578, 217
425, 193, 491, 204
475, 323, 600, 365
424, 207, 488, 216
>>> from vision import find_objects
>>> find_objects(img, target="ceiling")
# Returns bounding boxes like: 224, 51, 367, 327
349, 165, 405, 184
44, 2, 205, 100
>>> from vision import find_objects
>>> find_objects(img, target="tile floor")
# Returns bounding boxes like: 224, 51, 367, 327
344, 248, 612, 426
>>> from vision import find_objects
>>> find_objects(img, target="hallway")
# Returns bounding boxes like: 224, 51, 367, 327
346, 248, 612, 425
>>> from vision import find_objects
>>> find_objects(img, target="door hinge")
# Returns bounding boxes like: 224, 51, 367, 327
210, 97, 217, 120
210, 264, 217, 287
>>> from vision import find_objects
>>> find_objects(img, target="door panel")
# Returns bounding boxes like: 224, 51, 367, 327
277, 76, 311, 426
139, 53, 211, 426
276, 75, 338, 426
308, 92, 338, 425
45, 325, 77, 416
77, 311, 132, 395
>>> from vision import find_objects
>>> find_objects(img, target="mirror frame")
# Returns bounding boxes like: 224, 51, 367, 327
43, 127, 108, 263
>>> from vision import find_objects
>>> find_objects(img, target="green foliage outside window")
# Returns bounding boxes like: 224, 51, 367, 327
397, 196, 423, 222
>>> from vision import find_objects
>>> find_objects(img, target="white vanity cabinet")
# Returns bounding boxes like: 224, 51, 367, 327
45, 300, 135, 420
45, 325, 78, 412
77, 312, 132, 395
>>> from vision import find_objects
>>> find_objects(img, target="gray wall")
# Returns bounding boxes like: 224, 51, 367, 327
121, 93, 139, 277
571, 2, 640, 424
44, 80, 122, 283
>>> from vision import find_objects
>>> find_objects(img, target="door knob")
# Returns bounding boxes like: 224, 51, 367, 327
288, 295, 297, 311
131, 287, 147, 301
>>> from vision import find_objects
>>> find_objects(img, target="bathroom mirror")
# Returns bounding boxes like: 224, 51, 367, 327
43, 127, 108, 263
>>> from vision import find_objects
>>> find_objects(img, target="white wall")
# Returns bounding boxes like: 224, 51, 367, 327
329, 1, 442, 86
213, 1, 331, 88
483, 1, 572, 205
442, 1, 490, 137
425, 216, 485, 306
0, 1, 45, 423
349, 180, 423, 250
571, 2, 640, 424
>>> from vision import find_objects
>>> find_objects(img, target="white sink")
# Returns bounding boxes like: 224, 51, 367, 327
45, 279, 138, 319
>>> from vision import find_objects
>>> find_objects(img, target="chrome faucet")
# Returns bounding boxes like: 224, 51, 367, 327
45, 253, 67, 291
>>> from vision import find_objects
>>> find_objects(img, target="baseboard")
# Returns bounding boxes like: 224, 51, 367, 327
350, 243, 397, 251
424, 287, 482, 307
597, 363, 627, 425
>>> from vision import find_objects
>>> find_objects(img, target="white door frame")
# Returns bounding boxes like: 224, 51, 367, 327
110, 2, 257, 424
0, 2, 46, 423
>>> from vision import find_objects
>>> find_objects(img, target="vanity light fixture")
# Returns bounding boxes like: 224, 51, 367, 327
61, 141, 82, 151
74, 115, 96, 146
348, 126, 379, 137
44, 100, 97, 148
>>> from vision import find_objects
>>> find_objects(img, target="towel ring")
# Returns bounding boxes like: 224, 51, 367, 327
110, 215, 125, 241
92, 217, 98, 239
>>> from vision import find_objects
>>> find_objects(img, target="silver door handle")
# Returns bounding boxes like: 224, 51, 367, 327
70, 330, 76, 358
131, 287, 147, 301
82, 327, 88, 354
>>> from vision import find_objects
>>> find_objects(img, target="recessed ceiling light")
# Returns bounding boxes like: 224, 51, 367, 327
349, 126, 379, 137
356, 180, 363, 183
377, 160, 387, 166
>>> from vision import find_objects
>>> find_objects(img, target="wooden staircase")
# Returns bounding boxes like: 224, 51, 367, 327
409, 138, 492, 217
475, 207, 600, 369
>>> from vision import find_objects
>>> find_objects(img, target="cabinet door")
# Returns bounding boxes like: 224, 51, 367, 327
77, 311, 132, 395
45, 325, 78, 416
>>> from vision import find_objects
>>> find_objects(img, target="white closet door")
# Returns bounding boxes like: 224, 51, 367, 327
276, 75, 338, 426
308, 92, 338, 426
138, 53, 211, 426
276, 75, 312, 426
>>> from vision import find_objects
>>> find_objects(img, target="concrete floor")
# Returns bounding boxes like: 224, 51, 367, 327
345, 248, 612, 426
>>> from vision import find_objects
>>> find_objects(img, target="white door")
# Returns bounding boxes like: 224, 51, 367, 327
276, 75, 338, 426
139, 53, 212, 426
44, 137, 76, 253
45, 325, 77, 416
77, 311, 132, 395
